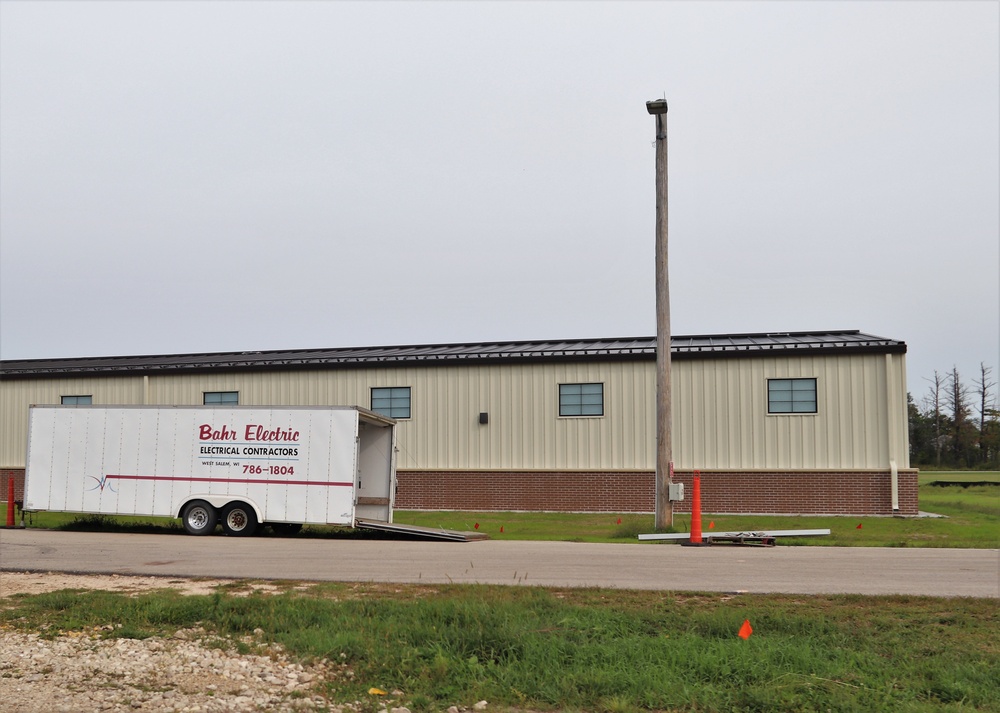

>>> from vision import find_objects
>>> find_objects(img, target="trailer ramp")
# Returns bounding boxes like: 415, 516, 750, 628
355, 519, 489, 542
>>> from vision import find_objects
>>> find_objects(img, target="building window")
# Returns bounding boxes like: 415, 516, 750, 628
371, 387, 411, 419
559, 383, 604, 417
61, 395, 92, 405
767, 378, 817, 414
204, 391, 239, 405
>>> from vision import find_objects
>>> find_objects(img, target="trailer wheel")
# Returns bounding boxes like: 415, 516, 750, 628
182, 500, 217, 536
221, 502, 258, 537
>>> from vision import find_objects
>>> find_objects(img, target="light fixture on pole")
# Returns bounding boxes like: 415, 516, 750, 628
646, 99, 668, 115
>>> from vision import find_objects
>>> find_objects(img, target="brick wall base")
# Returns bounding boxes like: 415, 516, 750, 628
397, 470, 654, 513
2, 466, 920, 516
396, 469, 920, 516
0, 468, 25, 503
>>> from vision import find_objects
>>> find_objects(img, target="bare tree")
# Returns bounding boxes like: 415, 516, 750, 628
944, 367, 974, 464
923, 371, 946, 466
972, 363, 996, 453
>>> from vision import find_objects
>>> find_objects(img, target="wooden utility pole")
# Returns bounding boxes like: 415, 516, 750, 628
646, 98, 672, 529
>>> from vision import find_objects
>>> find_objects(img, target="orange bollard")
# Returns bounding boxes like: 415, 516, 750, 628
690, 470, 702, 544
6, 477, 15, 528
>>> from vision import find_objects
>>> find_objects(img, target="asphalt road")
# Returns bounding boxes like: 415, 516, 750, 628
1, 529, 997, 597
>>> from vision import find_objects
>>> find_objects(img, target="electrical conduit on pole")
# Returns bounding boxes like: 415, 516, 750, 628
690, 470, 702, 545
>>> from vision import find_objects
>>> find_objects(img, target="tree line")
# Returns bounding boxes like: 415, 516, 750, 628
909, 363, 999, 469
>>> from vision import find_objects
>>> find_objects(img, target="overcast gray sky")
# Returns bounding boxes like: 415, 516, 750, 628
1, 1, 997, 398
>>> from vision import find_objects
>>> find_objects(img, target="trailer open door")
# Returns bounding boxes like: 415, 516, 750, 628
353, 409, 396, 523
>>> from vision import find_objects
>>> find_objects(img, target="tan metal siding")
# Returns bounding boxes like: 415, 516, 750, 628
133, 362, 655, 471
396, 362, 656, 470
2, 351, 907, 472
0, 377, 144, 467
672, 354, 901, 470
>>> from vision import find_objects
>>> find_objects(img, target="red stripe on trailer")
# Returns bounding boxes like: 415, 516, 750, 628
105, 474, 354, 487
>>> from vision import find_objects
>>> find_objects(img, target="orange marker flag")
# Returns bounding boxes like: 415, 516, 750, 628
474, 523, 479, 530
709, 521, 715, 529
500, 525, 504, 533
616, 517, 622, 525
738, 619, 753, 640
856, 523, 863, 529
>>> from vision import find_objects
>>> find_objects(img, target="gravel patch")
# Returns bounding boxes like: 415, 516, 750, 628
0, 571, 282, 598
1, 628, 347, 712
0, 572, 357, 712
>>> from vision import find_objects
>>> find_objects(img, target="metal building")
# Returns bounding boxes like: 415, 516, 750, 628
0, 329, 916, 515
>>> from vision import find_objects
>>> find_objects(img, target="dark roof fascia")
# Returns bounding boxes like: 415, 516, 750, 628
0, 350, 657, 379
674, 342, 908, 360
0, 331, 907, 379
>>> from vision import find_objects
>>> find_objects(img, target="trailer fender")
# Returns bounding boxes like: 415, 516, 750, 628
175, 495, 263, 524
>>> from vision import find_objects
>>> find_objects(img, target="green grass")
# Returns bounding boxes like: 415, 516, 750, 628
394, 510, 664, 542
394, 507, 999, 548
395, 473, 998, 548
396, 471, 998, 548
1, 583, 997, 712
918, 470, 1000, 486
7, 471, 997, 548
7, 509, 178, 531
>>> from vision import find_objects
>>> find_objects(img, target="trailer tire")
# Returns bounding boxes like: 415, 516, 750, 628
182, 500, 217, 536
221, 502, 258, 537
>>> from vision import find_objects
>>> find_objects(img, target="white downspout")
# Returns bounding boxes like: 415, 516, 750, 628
890, 459, 899, 512
886, 353, 899, 512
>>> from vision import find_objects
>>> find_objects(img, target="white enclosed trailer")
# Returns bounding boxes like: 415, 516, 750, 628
23, 404, 397, 536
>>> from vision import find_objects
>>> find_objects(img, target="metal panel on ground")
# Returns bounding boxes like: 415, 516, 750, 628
354, 519, 489, 542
